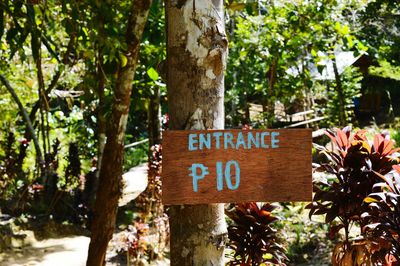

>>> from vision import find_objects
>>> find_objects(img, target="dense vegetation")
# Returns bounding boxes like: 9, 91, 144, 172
1, 0, 400, 265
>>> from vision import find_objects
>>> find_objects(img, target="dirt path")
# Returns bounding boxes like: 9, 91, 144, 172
0, 163, 148, 266
119, 163, 148, 206
0, 235, 90, 266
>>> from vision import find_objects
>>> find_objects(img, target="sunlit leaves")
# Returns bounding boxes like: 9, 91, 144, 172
225, 0, 369, 127
358, 0, 400, 65
146, 67, 158, 81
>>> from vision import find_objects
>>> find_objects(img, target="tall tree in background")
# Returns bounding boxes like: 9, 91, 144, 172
86, 0, 152, 265
166, 0, 228, 265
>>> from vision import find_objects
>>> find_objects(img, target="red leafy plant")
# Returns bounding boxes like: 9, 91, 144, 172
308, 127, 399, 265
361, 164, 400, 265
225, 202, 287, 265
115, 221, 149, 263
135, 144, 169, 261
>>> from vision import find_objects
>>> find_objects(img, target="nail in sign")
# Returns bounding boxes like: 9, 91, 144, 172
162, 129, 312, 205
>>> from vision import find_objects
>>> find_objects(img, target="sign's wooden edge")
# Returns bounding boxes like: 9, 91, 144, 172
162, 195, 314, 205
162, 128, 313, 134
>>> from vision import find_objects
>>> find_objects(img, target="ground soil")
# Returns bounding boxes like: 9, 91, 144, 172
0, 164, 149, 266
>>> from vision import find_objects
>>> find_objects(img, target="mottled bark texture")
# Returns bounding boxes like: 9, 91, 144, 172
166, 0, 228, 265
86, 1, 152, 265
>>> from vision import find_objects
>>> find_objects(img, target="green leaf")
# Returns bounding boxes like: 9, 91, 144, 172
341, 25, 350, 35
311, 48, 317, 57
334, 21, 341, 32
147, 67, 159, 81
82, 27, 89, 37
346, 35, 354, 48
120, 54, 128, 68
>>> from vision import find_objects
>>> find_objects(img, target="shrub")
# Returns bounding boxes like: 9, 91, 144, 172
225, 202, 287, 265
308, 127, 399, 265
309, 127, 398, 238
361, 165, 400, 264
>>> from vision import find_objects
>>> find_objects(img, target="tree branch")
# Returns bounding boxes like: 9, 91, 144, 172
0, 74, 44, 164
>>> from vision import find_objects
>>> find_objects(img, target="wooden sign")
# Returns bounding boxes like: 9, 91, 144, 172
162, 129, 312, 205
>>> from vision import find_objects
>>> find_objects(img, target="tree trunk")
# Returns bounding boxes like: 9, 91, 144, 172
148, 86, 161, 148
94, 50, 106, 209
86, 1, 152, 265
96, 9, 107, 183
265, 57, 277, 127
166, 1, 228, 265
332, 56, 346, 125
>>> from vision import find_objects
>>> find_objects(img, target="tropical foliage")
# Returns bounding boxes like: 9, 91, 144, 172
226, 202, 287, 265
1, 0, 400, 264
310, 127, 400, 264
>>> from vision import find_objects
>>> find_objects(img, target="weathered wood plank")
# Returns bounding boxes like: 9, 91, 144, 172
162, 129, 312, 204
285, 117, 326, 128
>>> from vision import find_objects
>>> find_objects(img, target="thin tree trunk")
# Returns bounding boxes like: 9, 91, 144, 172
332, 56, 346, 125
0, 74, 43, 165
96, 9, 107, 180
166, 1, 228, 265
95, 53, 107, 207
301, 58, 311, 128
95, 57, 106, 204
27, 4, 49, 158
265, 57, 277, 127
85, 49, 106, 209
148, 86, 160, 148
86, 1, 152, 265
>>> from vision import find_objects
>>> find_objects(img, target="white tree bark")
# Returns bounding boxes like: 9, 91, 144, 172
166, 1, 228, 265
